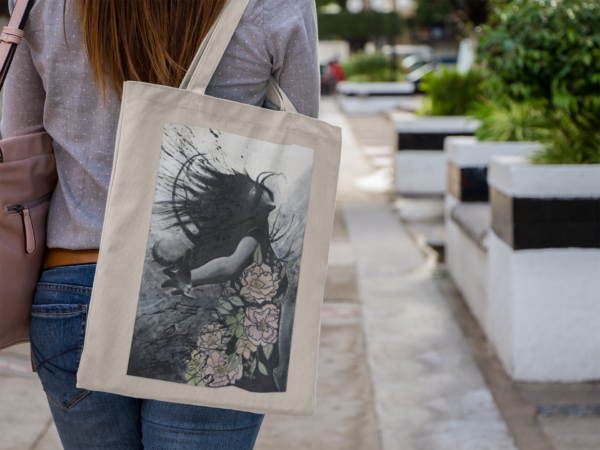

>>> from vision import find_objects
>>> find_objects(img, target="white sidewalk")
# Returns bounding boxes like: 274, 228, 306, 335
344, 201, 516, 450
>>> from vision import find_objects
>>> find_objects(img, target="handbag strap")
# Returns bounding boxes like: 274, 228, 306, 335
180, 0, 297, 114
0, 0, 34, 90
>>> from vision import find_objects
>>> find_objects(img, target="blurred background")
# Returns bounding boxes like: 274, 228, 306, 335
1, 1, 599, 449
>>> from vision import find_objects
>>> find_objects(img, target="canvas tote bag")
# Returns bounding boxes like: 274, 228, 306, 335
77, 0, 341, 416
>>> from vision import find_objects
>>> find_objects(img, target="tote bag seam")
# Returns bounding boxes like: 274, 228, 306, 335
122, 81, 340, 138
126, 80, 335, 131
126, 95, 340, 145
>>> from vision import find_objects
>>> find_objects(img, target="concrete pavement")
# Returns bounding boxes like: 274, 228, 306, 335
344, 201, 516, 450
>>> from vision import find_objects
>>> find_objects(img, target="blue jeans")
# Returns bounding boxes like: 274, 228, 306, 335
30, 264, 264, 450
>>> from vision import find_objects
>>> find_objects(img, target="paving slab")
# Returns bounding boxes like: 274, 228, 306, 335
436, 268, 554, 450
516, 383, 600, 406
318, 99, 377, 202
34, 423, 62, 450
343, 202, 517, 450
539, 417, 600, 450
343, 202, 425, 278
0, 373, 53, 450
324, 265, 359, 301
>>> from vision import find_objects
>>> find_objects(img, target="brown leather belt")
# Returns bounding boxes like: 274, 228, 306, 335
44, 248, 99, 269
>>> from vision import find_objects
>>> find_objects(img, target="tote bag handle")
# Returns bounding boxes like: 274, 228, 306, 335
0, 0, 34, 90
180, 0, 297, 113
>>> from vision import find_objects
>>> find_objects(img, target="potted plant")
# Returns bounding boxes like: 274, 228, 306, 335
472, 0, 600, 382
392, 67, 481, 194
336, 52, 415, 115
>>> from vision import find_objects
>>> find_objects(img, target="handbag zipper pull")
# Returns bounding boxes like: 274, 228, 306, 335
16, 205, 36, 254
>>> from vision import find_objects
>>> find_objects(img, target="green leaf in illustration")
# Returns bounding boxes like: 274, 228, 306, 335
217, 307, 229, 316
286, 260, 294, 268
187, 351, 205, 369
280, 266, 286, 279
234, 283, 241, 290
250, 357, 257, 374
226, 287, 236, 294
229, 296, 244, 307
186, 373, 205, 387
254, 245, 263, 265
220, 300, 233, 311
225, 316, 237, 325
184, 352, 206, 387
263, 344, 273, 360
228, 354, 240, 372
235, 325, 244, 338
211, 312, 219, 320
236, 308, 245, 319
273, 295, 285, 307
258, 361, 268, 376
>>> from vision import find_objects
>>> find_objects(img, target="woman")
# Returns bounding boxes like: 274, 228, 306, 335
1, 0, 318, 448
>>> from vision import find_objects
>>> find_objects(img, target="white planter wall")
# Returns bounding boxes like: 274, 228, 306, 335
445, 140, 540, 331
447, 212, 488, 327
392, 117, 479, 195
487, 230, 600, 382
336, 82, 415, 115
485, 156, 600, 382
392, 115, 478, 134
337, 96, 410, 115
337, 82, 416, 97
489, 156, 600, 198
445, 137, 541, 168
396, 151, 447, 194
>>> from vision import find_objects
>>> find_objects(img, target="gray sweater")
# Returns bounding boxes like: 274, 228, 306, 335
1, 0, 319, 250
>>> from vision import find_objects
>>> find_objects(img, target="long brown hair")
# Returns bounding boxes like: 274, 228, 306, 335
69, 0, 227, 101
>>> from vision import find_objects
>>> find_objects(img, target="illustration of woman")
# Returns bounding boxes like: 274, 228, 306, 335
152, 157, 292, 392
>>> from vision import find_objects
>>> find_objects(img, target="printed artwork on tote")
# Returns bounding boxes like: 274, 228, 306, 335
127, 124, 314, 393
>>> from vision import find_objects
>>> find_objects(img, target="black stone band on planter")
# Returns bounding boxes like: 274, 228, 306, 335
399, 132, 474, 151
490, 188, 600, 250
342, 91, 415, 97
447, 162, 488, 202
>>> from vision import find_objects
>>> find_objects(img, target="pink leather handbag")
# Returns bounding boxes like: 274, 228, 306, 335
0, 0, 57, 349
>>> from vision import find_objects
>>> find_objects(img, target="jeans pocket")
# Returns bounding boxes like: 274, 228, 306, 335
30, 302, 90, 410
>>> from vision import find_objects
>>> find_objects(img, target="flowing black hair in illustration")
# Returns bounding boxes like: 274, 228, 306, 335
156, 154, 279, 249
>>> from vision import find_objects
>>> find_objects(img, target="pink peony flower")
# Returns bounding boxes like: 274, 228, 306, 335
243, 304, 280, 346
239, 262, 280, 304
201, 350, 243, 387
197, 323, 230, 353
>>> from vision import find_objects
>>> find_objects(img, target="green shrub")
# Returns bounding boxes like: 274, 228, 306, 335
529, 116, 600, 164
342, 52, 404, 82
472, 100, 600, 164
477, 0, 600, 164
471, 100, 552, 142
318, 11, 402, 41
417, 67, 482, 116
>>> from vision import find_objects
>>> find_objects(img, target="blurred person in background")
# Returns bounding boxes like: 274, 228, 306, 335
321, 57, 346, 95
